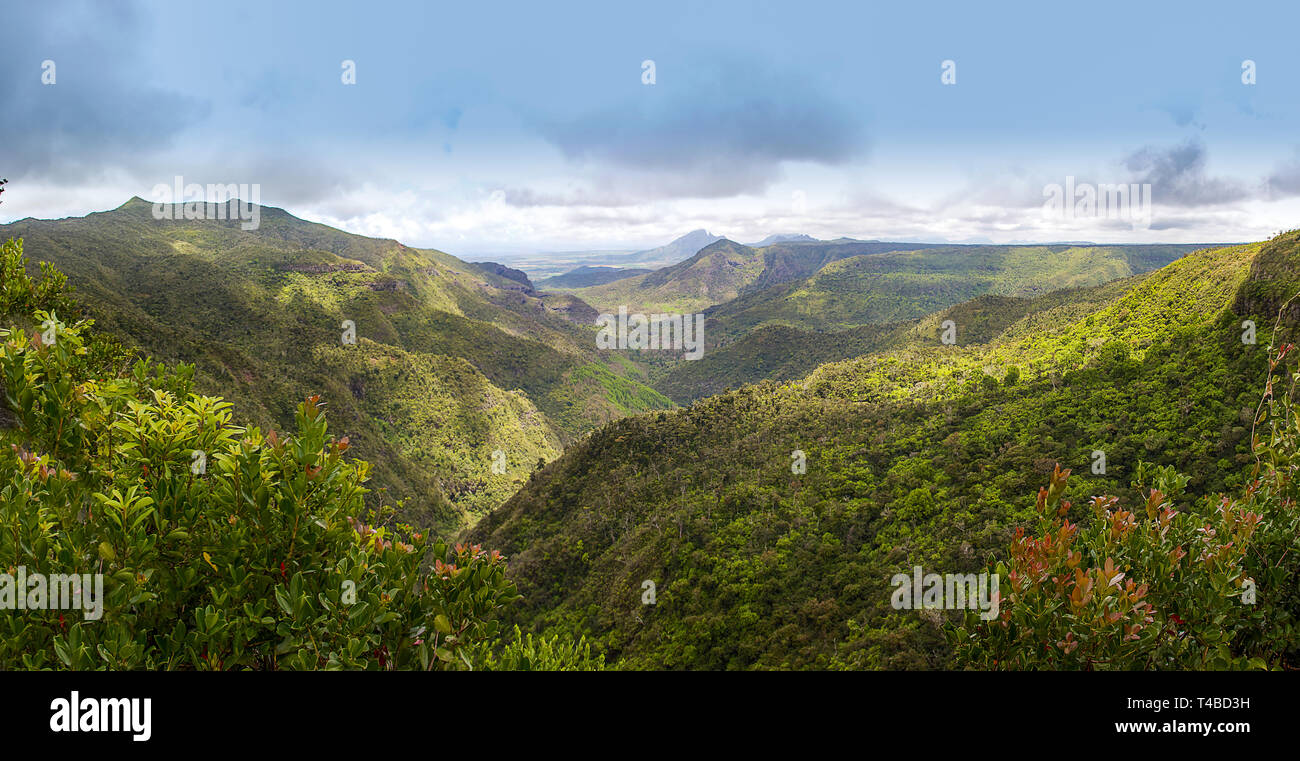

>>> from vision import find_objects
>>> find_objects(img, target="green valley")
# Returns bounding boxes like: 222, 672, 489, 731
469, 232, 1300, 669
4, 196, 1296, 673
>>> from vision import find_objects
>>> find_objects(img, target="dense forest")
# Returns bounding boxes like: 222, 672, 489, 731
471, 233, 1300, 669
0, 233, 605, 670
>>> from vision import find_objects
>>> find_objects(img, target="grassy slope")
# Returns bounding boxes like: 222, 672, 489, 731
2, 199, 670, 531
469, 235, 1292, 669
565, 239, 952, 315
567, 240, 765, 315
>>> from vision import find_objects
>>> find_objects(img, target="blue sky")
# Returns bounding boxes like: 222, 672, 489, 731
4, 0, 1300, 255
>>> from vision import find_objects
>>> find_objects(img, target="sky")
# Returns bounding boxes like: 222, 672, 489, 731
4, 0, 1300, 257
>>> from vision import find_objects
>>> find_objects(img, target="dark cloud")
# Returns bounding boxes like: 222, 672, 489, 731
1266, 151, 1300, 198
220, 156, 354, 209
1122, 140, 1251, 207
961, 141, 1288, 215
0, 1, 208, 182
534, 58, 866, 199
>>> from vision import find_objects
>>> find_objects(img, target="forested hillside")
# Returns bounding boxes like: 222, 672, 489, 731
0, 233, 612, 671
1, 199, 670, 530
561, 239, 1202, 320
469, 232, 1299, 669
651, 244, 1207, 402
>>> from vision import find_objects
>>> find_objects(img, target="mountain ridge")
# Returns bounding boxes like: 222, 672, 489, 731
1, 197, 671, 531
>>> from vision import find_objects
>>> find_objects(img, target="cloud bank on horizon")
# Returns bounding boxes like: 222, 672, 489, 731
4, 0, 1300, 255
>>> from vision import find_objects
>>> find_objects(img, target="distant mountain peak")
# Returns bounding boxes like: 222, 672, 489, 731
659, 228, 722, 249
748, 233, 818, 247
617, 229, 725, 267
696, 237, 745, 253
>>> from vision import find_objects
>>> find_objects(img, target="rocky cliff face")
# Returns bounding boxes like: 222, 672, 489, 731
473, 261, 535, 292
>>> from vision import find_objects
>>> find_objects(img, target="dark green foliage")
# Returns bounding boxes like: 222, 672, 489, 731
470, 236, 1296, 670
655, 323, 905, 403
0, 235, 609, 670
951, 336, 1299, 669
